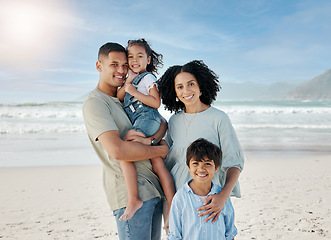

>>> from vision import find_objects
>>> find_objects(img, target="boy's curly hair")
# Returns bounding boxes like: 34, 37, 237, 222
158, 60, 220, 113
127, 38, 163, 74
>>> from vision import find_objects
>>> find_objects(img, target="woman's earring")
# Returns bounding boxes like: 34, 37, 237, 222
176, 97, 179, 102
199, 92, 202, 96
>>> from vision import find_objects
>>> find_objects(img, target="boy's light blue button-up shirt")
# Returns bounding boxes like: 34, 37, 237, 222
168, 180, 237, 240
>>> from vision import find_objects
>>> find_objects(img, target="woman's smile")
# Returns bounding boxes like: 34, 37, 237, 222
174, 72, 202, 110
183, 94, 194, 100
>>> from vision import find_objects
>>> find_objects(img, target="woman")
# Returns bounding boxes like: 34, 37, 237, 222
158, 60, 244, 223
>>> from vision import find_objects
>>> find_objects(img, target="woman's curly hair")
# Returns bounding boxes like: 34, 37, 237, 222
127, 38, 163, 74
158, 60, 220, 113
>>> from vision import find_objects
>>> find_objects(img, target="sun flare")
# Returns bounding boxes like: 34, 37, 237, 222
5, 5, 46, 47
0, 0, 71, 68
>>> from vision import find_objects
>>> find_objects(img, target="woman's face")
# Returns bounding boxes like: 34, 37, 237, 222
174, 72, 202, 108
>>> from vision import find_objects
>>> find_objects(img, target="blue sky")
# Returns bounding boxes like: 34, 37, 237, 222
0, 0, 330, 103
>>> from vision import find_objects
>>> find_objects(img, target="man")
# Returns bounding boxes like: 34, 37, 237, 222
83, 42, 168, 240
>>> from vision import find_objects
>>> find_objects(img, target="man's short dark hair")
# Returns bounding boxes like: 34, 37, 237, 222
186, 138, 222, 169
98, 42, 127, 60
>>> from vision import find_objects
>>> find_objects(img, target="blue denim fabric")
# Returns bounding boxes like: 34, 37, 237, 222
123, 72, 161, 137
113, 197, 163, 240
124, 100, 161, 137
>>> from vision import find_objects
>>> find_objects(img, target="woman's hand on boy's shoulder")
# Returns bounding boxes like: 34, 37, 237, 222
197, 191, 228, 223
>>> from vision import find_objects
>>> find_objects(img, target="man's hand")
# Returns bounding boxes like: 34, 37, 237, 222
158, 140, 169, 159
126, 135, 151, 145
126, 136, 169, 159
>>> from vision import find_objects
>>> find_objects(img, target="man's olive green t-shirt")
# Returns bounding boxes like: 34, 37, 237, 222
83, 88, 162, 211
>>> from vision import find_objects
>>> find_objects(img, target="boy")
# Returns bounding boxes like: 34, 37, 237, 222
167, 138, 237, 240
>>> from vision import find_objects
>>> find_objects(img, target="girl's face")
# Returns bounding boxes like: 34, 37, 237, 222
127, 45, 151, 74
174, 72, 202, 108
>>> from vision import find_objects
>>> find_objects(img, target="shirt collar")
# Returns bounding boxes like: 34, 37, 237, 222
184, 179, 220, 196
95, 88, 122, 104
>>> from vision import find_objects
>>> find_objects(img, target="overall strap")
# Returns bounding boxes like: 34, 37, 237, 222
132, 72, 154, 86
123, 72, 155, 108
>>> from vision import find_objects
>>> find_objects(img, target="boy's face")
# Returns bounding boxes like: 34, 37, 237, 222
188, 156, 219, 184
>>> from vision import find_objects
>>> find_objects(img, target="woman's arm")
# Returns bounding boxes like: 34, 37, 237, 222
197, 167, 240, 223
197, 112, 244, 222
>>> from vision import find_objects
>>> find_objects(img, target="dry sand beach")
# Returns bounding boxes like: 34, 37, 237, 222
1, 150, 330, 240
1, 100, 330, 239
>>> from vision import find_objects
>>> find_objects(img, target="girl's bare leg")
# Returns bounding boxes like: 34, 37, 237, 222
119, 161, 143, 221
150, 157, 175, 231
119, 130, 145, 221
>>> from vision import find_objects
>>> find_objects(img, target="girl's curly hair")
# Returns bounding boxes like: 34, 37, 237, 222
127, 38, 163, 74
158, 60, 220, 113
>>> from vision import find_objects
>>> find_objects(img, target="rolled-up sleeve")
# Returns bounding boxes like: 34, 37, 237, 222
223, 198, 238, 240
167, 193, 183, 240
218, 113, 244, 173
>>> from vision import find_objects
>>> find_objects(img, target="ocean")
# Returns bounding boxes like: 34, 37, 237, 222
1, 100, 330, 167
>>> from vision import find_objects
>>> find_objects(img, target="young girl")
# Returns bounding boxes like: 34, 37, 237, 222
117, 39, 175, 224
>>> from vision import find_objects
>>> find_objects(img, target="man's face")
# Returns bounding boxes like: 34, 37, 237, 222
97, 51, 128, 89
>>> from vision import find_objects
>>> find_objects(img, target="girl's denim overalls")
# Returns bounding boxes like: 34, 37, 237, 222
123, 72, 161, 137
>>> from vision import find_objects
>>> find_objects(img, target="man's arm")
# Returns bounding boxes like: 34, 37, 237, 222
98, 130, 169, 161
